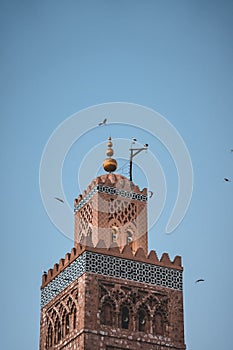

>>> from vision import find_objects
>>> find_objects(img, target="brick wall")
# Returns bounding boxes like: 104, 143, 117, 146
40, 267, 185, 349
74, 174, 148, 252
40, 173, 185, 350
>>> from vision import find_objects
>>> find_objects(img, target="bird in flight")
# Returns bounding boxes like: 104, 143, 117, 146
223, 178, 231, 182
98, 118, 107, 126
149, 191, 154, 198
54, 197, 64, 203
195, 279, 205, 283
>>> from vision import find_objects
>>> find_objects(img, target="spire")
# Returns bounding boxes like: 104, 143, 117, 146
103, 137, 118, 173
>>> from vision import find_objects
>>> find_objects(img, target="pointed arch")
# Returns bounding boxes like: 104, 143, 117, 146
54, 316, 61, 344
100, 295, 116, 327
67, 291, 79, 309
134, 301, 150, 333
153, 312, 164, 335
124, 225, 136, 250
126, 230, 133, 244
61, 310, 70, 337
111, 226, 118, 243
71, 303, 77, 330
108, 218, 122, 246
100, 302, 113, 326
46, 314, 54, 328
67, 296, 73, 309
47, 321, 53, 348
137, 307, 149, 332
120, 305, 130, 330
119, 298, 134, 330
58, 300, 68, 315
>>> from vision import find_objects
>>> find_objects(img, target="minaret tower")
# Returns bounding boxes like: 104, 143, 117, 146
40, 137, 186, 350
74, 137, 148, 252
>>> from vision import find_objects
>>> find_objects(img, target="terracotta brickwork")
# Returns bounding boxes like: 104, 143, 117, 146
74, 174, 148, 253
84, 274, 185, 350
40, 268, 185, 350
40, 172, 186, 349
40, 243, 185, 349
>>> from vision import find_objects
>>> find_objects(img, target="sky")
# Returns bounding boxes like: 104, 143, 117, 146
1, 1, 233, 349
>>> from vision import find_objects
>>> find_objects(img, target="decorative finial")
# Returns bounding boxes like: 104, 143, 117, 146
103, 137, 118, 173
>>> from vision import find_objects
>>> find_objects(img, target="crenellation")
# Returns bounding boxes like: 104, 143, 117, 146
70, 247, 76, 259
121, 244, 134, 257
135, 247, 147, 259
148, 250, 159, 262
53, 263, 59, 272
65, 252, 71, 265
41, 243, 183, 288
74, 242, 82, 252
74, 174, 147, 207
142, 187, 147, 195
59, 258, 65, 269
160, 253, 172, 265
173, 256, 182, 267
42, 272, 47, 285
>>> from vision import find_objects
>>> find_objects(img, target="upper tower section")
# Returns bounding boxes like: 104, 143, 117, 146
74, 137, 148, 253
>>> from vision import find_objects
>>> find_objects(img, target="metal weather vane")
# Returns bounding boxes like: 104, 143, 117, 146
129, 137, 148, 181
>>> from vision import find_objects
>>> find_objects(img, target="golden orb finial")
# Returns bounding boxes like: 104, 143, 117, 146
103, 137, 117, 173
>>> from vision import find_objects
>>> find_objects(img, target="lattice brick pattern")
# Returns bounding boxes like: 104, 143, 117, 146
79, 202, 93, 232
108, 199, 137, 225
86, 253, 182, 290
41, 252, 182, 308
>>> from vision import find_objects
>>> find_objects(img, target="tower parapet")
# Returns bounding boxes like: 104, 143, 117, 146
41, 242, 182, 290
74, 173, 148, 211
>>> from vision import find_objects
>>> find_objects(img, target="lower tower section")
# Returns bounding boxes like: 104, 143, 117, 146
40, 245, 186, 350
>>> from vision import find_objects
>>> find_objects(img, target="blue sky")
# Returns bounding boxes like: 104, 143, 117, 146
1, 1, 233, 349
